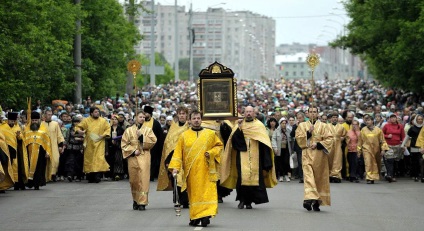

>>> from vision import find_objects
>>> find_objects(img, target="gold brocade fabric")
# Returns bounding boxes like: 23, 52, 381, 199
296, 120, 333, 206
23, 123, 52, 180
11, 124, 28, 182
0, 123, 18, 182
0, 131, 14, 189
358, 126, 389, 180
121, 125, 157, 205
327, 123, 347, 179
142, 118, 154, 129
42, 121, 65, 178
76, 117, 111, 173
220, 119, 277, 189
416, 127, 424, 148
168, 129, 223, 220
157, 121, 189, 191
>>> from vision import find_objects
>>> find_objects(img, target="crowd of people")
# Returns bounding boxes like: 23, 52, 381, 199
1, 78, 424, 227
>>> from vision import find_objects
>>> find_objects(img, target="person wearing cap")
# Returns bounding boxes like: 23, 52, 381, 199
358, 114, 389, 184
169, 110, 223, 227
328, 112, 347, 183
295, 105, 333, 212
23, 111, 52, 190
157, 106, 190, 207
0, 112, 29, 190
382, 113, 405, 183
75, 107, 111, 183
142, 105, 164, 182
221, 106, 277, 210
121, 110, 157, 211
117, 111, 130, 130
42, 109, 65, 182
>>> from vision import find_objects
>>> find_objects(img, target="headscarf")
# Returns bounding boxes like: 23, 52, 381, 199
413, 115, 424, 128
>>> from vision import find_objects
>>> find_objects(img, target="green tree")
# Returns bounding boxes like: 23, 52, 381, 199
332, 0, 424, 94
0, 0, 78, 108
81, 0, 141, 99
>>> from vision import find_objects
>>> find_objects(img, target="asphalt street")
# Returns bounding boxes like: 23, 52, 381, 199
1, 177, 424, 231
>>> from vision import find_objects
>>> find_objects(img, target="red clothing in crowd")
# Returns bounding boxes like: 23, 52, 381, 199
382, 122, 405, 146
346, 130, 360, 152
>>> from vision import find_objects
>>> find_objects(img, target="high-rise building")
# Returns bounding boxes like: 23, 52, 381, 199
133, 1, 276, 80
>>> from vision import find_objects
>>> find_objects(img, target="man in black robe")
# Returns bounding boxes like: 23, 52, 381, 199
142, 105, 164, 181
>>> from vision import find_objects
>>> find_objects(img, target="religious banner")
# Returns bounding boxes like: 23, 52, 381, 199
197, 62, 237, 120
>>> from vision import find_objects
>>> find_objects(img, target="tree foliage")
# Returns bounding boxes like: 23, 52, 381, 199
332, 0, 424, 94
0, 0, 141, 109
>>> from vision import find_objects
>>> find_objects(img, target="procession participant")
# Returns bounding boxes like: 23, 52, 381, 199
42, 109, 65, 181
221, 106, 277, 210
0, 130, 14, 193
76, 107, 111, 183
328, 112, 347, 183
295, 105, 333, 212
169, 110, 223, 227
121, 110, 157, 211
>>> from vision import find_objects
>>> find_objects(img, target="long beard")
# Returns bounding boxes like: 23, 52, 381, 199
30, 123, 40, 131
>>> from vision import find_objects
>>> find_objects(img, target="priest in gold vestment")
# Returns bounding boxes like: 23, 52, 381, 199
23, 111, 52, 190
296, 106, 333, 212
358, 115, 389, 184
76, 107, 111, 183
0, 112, 29, 190
220, 106, 277, 210
0, 130, 14, 192
122, 111, 157, 211
157, 107, 189, 207
42, 109, 65, 181
169, 111, 223, 227
327, 113, 347, 183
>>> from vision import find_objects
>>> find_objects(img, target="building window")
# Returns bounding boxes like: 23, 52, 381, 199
300, 71, 304, 76
285, 71, 289, 76
293, 71, 296, 76
293, 64, 296, 68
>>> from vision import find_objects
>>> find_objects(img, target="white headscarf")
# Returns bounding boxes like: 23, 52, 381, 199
413, 115, 423, 128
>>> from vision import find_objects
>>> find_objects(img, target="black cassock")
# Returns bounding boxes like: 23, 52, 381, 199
27, 146, 47, 188
232, 128, 272, 205
149, 119, 164, 181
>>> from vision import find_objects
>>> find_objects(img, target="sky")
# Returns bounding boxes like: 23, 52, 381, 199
155, 0, 350, 46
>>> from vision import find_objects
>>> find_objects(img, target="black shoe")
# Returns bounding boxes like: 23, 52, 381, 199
245, 203, 252, 209
303, 200, 312, 211
312, 201, 320, 212
67, 176, 73, 182
329, 177, 334, 183
183, 203, 189, 208
371, 180, 374, 184
366, 180, 372, 184
299, 179, 304, 183
201, 217, 210, 227
52, 175, 57, 182
133, 201, 139, 210
218, 196, 223, 203
0, 190, 5, 193
138, 205, 146, 211
189, 219, 200, 226
386, 176, 393, 183
14, 185, 19, 190
355, 178, 360, 183
334, 178, 342, 183
237, 201, 245, 209
414, 177, 419, 182
34, 186, 39, 190
421, 178, 424, 183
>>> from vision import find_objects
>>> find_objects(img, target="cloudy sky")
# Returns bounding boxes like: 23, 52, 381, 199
155, 0, 350, 46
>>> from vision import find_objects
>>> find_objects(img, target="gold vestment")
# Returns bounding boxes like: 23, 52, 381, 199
42, 121, 65, 179
0, 131, 14, 190
23, 123, 52, 180
296, 120, 333, 206
328, 123, 347, 179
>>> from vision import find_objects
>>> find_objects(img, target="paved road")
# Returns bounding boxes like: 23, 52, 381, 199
1, 177, 424, 231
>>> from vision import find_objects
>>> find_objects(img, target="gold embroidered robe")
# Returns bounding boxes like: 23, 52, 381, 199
23, 123, 52, 180
296, 120, 333, 206
157, 121, 189, 191
42, 121, 64, 179
76, 117, 111, 173
0, 131, 14, 190
328, 123, 347, 179
416, 127, 424, 148
168, 128, 223, 220
358, 126, 389, 181
122, 125, 157, 205
220, 119, 277, 189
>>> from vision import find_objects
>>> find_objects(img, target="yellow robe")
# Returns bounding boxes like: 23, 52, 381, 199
416, 127, 424, 148
0, 123, 19, 182
23, 123, 52, 180
76, 117, 111, 173
168, 128, 223, 220
296, 120, 333, 206
121, 125, 157, 205
220, 119, 277, 189
328, 123, 347, 179
0, 131, 14, 190
42, 121, 64, 178
157, 121, 189, 191
358, 126, 389, 181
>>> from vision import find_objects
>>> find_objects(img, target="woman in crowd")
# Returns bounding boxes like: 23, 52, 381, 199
346, 119, 361, 183
107, 115, 125, 181
272, 117, 291, 182
382, 114, 405, 182
266, 117, 278, 141
64, 116, 84, 182
403, 114, 423, 182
